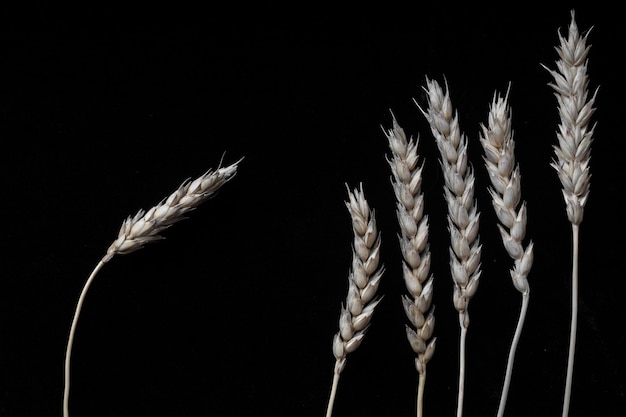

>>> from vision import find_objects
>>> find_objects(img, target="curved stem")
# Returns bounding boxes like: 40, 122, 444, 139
325, 365, 341, 417
63, 259, 107, 417
417, 368, 426, 417
456, 314, 467, 417
562, 224, 579, 417
497, 291, 530, 417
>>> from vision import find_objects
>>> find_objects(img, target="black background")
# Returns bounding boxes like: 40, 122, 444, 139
2, 4, 625, 417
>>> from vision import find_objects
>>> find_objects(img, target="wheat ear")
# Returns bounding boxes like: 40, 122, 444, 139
63, 157, 242, 417
384, 114, 435, 417
543, 10, 596, 417
325, 183, 384, 417
417, 77, 481, 417
479, 88, 534, 417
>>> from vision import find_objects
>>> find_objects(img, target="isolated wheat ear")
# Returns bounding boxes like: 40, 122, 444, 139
543, 10, 597, 417
384, 113, 435, 417
325, 183, 384, 417
417, 77, 481, 417
62, 156, 242, 417
479, 88, 533, 417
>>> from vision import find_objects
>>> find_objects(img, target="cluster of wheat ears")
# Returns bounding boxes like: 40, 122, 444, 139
62, 10, 595, 417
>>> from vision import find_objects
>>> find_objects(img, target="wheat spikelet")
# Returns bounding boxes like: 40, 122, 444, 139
543, 10, 597, 417
325, 183, 384, 417
63, 156, 242, 417
418, 77, 481, 417
384, 114, 435, 417
479, 89, 533, 417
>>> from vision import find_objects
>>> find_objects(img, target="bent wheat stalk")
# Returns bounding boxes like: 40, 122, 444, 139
418, 78, 481, 417
325, 183, 384, 417
479, 89, 534, 417
543, 11, 596, 417
384, 114, 435, 417
63, 157, 242, 417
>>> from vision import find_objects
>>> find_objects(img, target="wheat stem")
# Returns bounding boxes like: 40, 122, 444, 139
497, 291, 529, 417
417, 368, 426, 417
325, 368, 341, 417
63, 259, 106, 417
457, 318, 467, 417
562, 224, 579, 417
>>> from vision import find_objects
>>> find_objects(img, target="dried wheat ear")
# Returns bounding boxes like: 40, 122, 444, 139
384, 113, 435, 417
325, 183, 384, 417
63, 157, 242, 417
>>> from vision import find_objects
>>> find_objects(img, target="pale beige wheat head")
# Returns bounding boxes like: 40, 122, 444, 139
479, 90, 534, 293
384, 114, 436, 375
418, 78, 481, 328
332, 183, 384, 375
104, 157, 243, 263
544, 10, 597, 226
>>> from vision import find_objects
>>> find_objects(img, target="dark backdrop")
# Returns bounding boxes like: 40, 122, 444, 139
2, 4, 625, 417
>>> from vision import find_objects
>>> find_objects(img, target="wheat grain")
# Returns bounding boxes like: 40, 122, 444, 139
63, 157, 242, 417
543, 10, 597, 417
418, 77, 481, 417
325, 183, 384, 417
384, 113, 435, 417
479, 88, 533, 417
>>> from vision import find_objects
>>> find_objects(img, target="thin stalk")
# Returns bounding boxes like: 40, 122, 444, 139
417, 369, 426, 417
457, 316, 467, 417
562, 224, 579, 417
325, 367, 341, 417
63, 258, 107, 417
497, 291, 530, 417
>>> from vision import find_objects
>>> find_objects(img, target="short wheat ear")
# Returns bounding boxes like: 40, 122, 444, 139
479, 88, 534, 417
384, 113, 435, 417
418, 77, 481, 417
62, 157, 242, 417
325, 183, 384, 417
543, 10, 596, 417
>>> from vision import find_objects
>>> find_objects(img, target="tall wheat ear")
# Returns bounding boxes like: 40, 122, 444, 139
479, 88, 533, 417
63, 156, 242, 417
384, 113, 435, 417
542, 10, 597, 417
325, 183, 384, 417
417, 77, 481, 417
